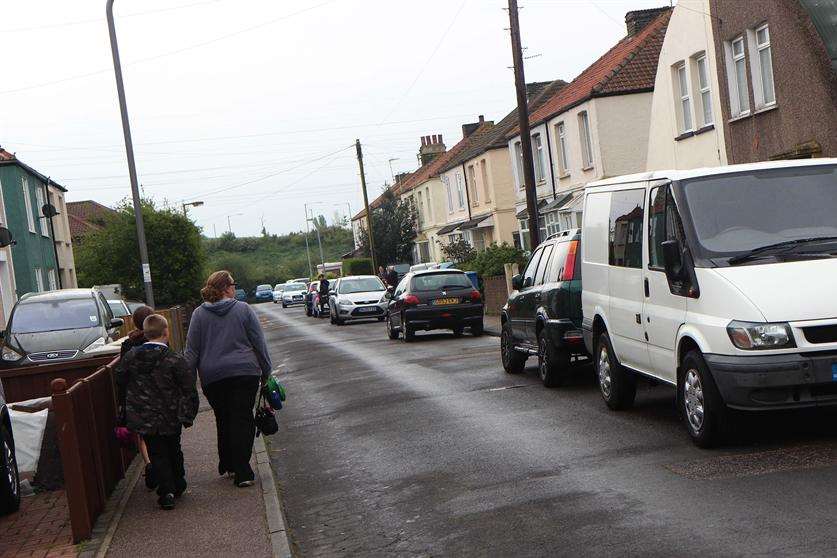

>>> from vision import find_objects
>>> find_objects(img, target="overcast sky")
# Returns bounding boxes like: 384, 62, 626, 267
1, 0, 665, 237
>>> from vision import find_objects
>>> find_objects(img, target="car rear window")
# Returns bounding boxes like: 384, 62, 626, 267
12, 298, 100, 333
411, 273, 472, 291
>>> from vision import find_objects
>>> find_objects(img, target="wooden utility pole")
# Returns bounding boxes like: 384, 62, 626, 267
355, 139, 377, 271
507, 0, 540, 249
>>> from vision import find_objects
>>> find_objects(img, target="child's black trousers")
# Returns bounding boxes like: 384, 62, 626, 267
143, 432, 186, 497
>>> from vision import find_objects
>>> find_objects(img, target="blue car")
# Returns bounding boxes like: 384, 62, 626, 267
234, 288, 247, 301
254, 284, 273, 303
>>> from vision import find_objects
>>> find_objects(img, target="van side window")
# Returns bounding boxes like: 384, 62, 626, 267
534, 245, 554, 285
649, 185, 686, 269
522, 247, 543, 287
608, 189, 645, 268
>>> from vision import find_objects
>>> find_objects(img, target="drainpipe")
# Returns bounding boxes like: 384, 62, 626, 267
543, 124, 557, 199
45, 179, 62, 289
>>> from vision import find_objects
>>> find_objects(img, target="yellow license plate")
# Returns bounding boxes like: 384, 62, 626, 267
433, 297, 459, 305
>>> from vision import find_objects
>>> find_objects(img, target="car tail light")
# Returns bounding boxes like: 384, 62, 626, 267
563, 330, 584, 343
469, 290, 482, 302
404, 295, 420, 306
561, 240, 578, 281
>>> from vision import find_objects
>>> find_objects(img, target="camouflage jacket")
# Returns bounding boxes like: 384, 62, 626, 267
116, 343, 199, 436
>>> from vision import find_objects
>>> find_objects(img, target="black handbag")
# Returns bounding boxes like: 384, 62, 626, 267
255, 391, 279, 437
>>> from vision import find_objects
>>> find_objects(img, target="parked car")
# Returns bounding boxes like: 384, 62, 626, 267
305, 281, 319, 316
234, 288, 247, 301
281, 282, 307, 308
125, 300, 146, 313
0, 289, 124, 368
410, 263, 438, 272
393, 263, 411, 282
312, 291, 330, 318
501, 228, 587, 387
290, 277, 309, 285
254, 284, 273, 303
272, 284, 286, 303
329, 275, 387, 325
107, 299, 131, 318
386, 269, 484, 342
0, 377, 21, 514
581, 159, 837, 447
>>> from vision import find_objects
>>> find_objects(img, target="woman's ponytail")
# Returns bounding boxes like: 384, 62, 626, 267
201, 270, 234, 303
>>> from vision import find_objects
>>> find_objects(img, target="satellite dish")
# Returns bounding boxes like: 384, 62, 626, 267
0, 227, 15, 248
42, 204, 58, 218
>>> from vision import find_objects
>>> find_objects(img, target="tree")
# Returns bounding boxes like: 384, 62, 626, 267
441, 237, 475, 263
76, 199, 206, 307
357, 189, 417, 265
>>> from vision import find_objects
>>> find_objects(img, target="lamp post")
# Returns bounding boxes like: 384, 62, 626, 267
306, 204, 326, 275
182, 200, 204, 216
106, 0, 154, 308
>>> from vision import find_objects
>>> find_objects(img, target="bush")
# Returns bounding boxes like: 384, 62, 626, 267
441, 238, 475, 263
343, 257, 373, 276
462, 243, 527, 278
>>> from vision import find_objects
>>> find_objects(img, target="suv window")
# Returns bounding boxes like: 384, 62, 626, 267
608, 189, 645, 268
649, 185, 686, 269
522, 247, 543, 288
534, 245, 554, 285
546, 240, 570, 282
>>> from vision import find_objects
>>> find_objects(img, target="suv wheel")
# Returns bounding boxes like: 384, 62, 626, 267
501, 322, 526, 374
386, 314, 399, 340
538, 329, 570, 388
680, 350, 726, 448
596, 332, 636, 410
0, 423, 20, 515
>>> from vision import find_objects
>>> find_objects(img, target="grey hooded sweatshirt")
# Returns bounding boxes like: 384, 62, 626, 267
185, 298, 272, 387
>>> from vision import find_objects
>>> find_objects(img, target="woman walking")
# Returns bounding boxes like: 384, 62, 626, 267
185, 270, 273, 487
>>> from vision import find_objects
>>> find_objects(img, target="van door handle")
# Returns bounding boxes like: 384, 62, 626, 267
644, 278, 650, 298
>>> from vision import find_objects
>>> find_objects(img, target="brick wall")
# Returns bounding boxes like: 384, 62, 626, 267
483, 275, 508, 316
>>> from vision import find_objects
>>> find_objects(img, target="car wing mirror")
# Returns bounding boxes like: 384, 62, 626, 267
384, 291, 392, 300
109, 318, 125, 329
522, 276, 533, 289
511, 274, 523, 291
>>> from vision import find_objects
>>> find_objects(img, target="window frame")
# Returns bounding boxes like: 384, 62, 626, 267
750, 23, 776, 108
514, 141, 525, 190
521, 246, 544, 288
35, 187, 49, 237
467, 164, 479, 205
445, 177, 454, 214
675, 62, 694, 133
726, 35, 750, 117
455, 173, 465, 209
578, 111, 594, 169
555, 122, 569, 177
479, 159, 490, 203
532, 133, 545, 183
47, 269, 58, 291
694, 53, 714, 126
22, 177, 36, 233
34, 267, 44, 292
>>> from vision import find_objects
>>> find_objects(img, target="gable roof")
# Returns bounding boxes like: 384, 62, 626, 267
0, 147, 68, 192
510, 7, 672, 136
66, 200, 117, 238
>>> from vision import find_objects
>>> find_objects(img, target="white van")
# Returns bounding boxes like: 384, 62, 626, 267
581, 159, 837, 447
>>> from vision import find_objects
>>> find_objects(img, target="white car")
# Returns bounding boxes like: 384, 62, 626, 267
580, 158, 837, 448
280, 282, 307, 308
328, 275, 388, 325
272, 284, 285, 303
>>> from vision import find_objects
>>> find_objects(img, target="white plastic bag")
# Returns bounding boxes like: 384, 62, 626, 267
8, 408, 49, 475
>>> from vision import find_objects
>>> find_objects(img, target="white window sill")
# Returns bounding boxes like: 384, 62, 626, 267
558, 172, 570, 179
728, 110, 751, 123
754, 102, 778, 115
582, 165, 594, 172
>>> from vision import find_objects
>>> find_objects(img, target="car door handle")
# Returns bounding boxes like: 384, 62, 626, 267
644, 278, 650, 298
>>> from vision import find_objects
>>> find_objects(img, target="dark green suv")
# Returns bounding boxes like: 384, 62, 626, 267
500, 228, 587, 386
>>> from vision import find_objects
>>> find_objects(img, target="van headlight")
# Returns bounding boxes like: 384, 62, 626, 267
2, 345, 22, 362
727, 321, 795, 350
82, 337, 107, 353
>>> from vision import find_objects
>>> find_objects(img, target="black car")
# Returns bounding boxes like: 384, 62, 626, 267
0, 378, 20, 514
500, 228, 587, 387
385, 269, 484, 342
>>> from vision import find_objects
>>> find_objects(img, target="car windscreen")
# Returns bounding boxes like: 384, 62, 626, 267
274, 285, 285, 291
285, 283, 306, 291
338, 278, 384, 294
411, 273, 472, 291
256, 285, 272, 291
11, 298, 100, 334
681, 165, 837, 258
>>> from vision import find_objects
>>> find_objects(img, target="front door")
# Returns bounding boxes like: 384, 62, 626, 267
643, 184, 687, 384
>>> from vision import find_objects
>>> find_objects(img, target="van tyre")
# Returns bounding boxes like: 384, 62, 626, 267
386, 315, 399, 340
538, 329, 570, 388
0, 423, 20, 515
501, 322, 526, 374
596, 332, 636, 410
680, 350, 726, 448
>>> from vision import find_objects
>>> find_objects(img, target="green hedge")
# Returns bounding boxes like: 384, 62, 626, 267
461, 243, 527, 278
343, 257, 373, 276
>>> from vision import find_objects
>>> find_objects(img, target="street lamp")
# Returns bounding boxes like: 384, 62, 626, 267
182, 200, 204, 216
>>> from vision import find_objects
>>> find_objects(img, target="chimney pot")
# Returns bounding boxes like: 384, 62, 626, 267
479, 115, 485, 123
421, 136, 426, 147
438, 134, 443, 144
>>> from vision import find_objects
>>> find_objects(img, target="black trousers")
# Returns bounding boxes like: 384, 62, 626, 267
143, 433, 186, 497
203, 375, 260, 481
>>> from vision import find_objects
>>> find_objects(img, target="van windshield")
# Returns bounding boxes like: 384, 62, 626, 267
12, 298, 100, 334
681, 165, 837, 258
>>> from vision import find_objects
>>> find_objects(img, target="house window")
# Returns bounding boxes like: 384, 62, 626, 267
22, 178, 36, 233
425, 188, 433, 223
555, 122, 569, 177
726, 36, 750, 117
417, 191, 425, 228
544, 211, 561, 237
418, 241, 431, 263
34, 267, 44, 292
35, 187, 49, 237
514, 141, 525, 190
47, 269, 58, 291
532, 133, 545, 183
455, 173, 465, 209
578, 111, 594, 169
467, 164, 479, 205
675, 62, 693, 133
695, 54, 713, 126
445, 177, 454, 214
751, 24, 776, 107
479, 160, 490, 203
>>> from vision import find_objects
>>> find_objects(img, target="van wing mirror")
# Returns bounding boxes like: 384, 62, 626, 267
661, 240, 683, 278
662, 239, 700, 298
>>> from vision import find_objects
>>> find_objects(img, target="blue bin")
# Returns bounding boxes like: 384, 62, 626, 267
465, 271, 479, 289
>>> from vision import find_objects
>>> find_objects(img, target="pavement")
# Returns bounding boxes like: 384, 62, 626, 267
256, 303, 837, 557
105, 401, 275, 558
0, 488, 76, 558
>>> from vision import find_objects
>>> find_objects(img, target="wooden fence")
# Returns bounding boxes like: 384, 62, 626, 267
0, 355, 114, 404
482, 275, 509, 316
116, 305, 188, 352
50, 357, 133, 543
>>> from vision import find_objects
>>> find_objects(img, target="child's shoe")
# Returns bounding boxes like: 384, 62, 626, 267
158, 493, 175, 510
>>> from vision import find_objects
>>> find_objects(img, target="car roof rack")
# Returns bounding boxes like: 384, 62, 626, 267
544, 228, 581, 242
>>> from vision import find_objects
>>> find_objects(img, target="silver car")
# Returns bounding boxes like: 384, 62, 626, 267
329, 275, 388, 325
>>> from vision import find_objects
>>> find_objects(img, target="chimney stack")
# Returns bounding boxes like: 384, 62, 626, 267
624, 7, 668, 36
418, 134, 447, 166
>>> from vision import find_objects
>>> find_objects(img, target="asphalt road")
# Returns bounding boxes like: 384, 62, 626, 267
256, 303, 837, 557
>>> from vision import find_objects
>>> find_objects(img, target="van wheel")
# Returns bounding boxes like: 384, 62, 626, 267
680, 350, 726, 448
0, 423, 21, 515
596, 332, 636, 410
501, 322, 526, 374
538, 329, 570, 388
